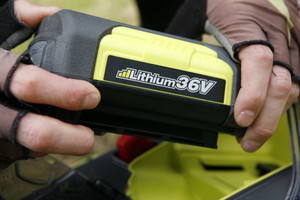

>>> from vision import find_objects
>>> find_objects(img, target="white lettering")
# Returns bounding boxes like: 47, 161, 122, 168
116, 68, 216, 95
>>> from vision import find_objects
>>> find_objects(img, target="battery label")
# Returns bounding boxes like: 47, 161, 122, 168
104, 56, 226, 103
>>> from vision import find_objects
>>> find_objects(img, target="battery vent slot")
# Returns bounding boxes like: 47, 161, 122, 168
201, 162, 243, 171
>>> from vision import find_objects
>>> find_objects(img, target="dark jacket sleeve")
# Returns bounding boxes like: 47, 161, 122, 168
136, 0, 184, 32
0, 0, 33, 50
165, 0, 207, 39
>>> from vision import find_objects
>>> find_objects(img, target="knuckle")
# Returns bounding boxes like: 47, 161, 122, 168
65, 95, 83, 110
289, 84, 300, 101
64, 80, 100, 110
250, 46, 274, 64
271, 73, 292, 97
65, 94, 82, 109
77, 130, 94, 155
63, 81, 87, 109
14, 72, 38, 99
21, 120, 52, 152
252, 125, 275, 140
31, 133, 52, 152
246, 94, 265, 106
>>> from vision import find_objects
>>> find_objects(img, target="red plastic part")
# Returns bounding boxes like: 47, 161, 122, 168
117, 135, 153, 163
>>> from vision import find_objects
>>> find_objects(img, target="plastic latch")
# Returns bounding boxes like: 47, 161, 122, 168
116, 135, 153, 163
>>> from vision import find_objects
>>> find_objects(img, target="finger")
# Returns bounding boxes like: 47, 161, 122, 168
16, 113, 95, 155
241, 66, 292, 152
0, 50, 100, 110
234, 45, 273, 127
14, 0, 61, 28
284, 82, 299, 111
10, 64, 101, 110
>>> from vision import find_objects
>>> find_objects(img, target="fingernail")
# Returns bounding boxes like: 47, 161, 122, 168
242, 140, 261, 152
82, 93, 100, 108
238, 110, 255, 126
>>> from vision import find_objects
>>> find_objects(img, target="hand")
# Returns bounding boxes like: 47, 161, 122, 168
0, 51, 101, 157
206, 0, 300, 152
235, 45, 299, 152
11, 53, 100, 156
0, 0, 100, 163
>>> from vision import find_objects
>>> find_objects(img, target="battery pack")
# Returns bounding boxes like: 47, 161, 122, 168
28, 10, 243, 148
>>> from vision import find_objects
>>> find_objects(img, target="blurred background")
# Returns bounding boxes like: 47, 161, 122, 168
29, 0, 140, 25
13, 0, 141, 168
13, 0, 140, 54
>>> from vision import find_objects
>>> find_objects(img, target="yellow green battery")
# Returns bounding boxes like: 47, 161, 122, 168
94, 27, 233, 106
28, 10, 243, 148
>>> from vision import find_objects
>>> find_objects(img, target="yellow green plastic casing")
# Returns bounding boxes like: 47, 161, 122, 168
127, 112, 292, 200
93, 27, 233, 106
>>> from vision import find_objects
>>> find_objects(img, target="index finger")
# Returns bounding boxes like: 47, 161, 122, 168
10, 63, 101, 111
234, 44, 273, 127
0, 49, 100, 110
